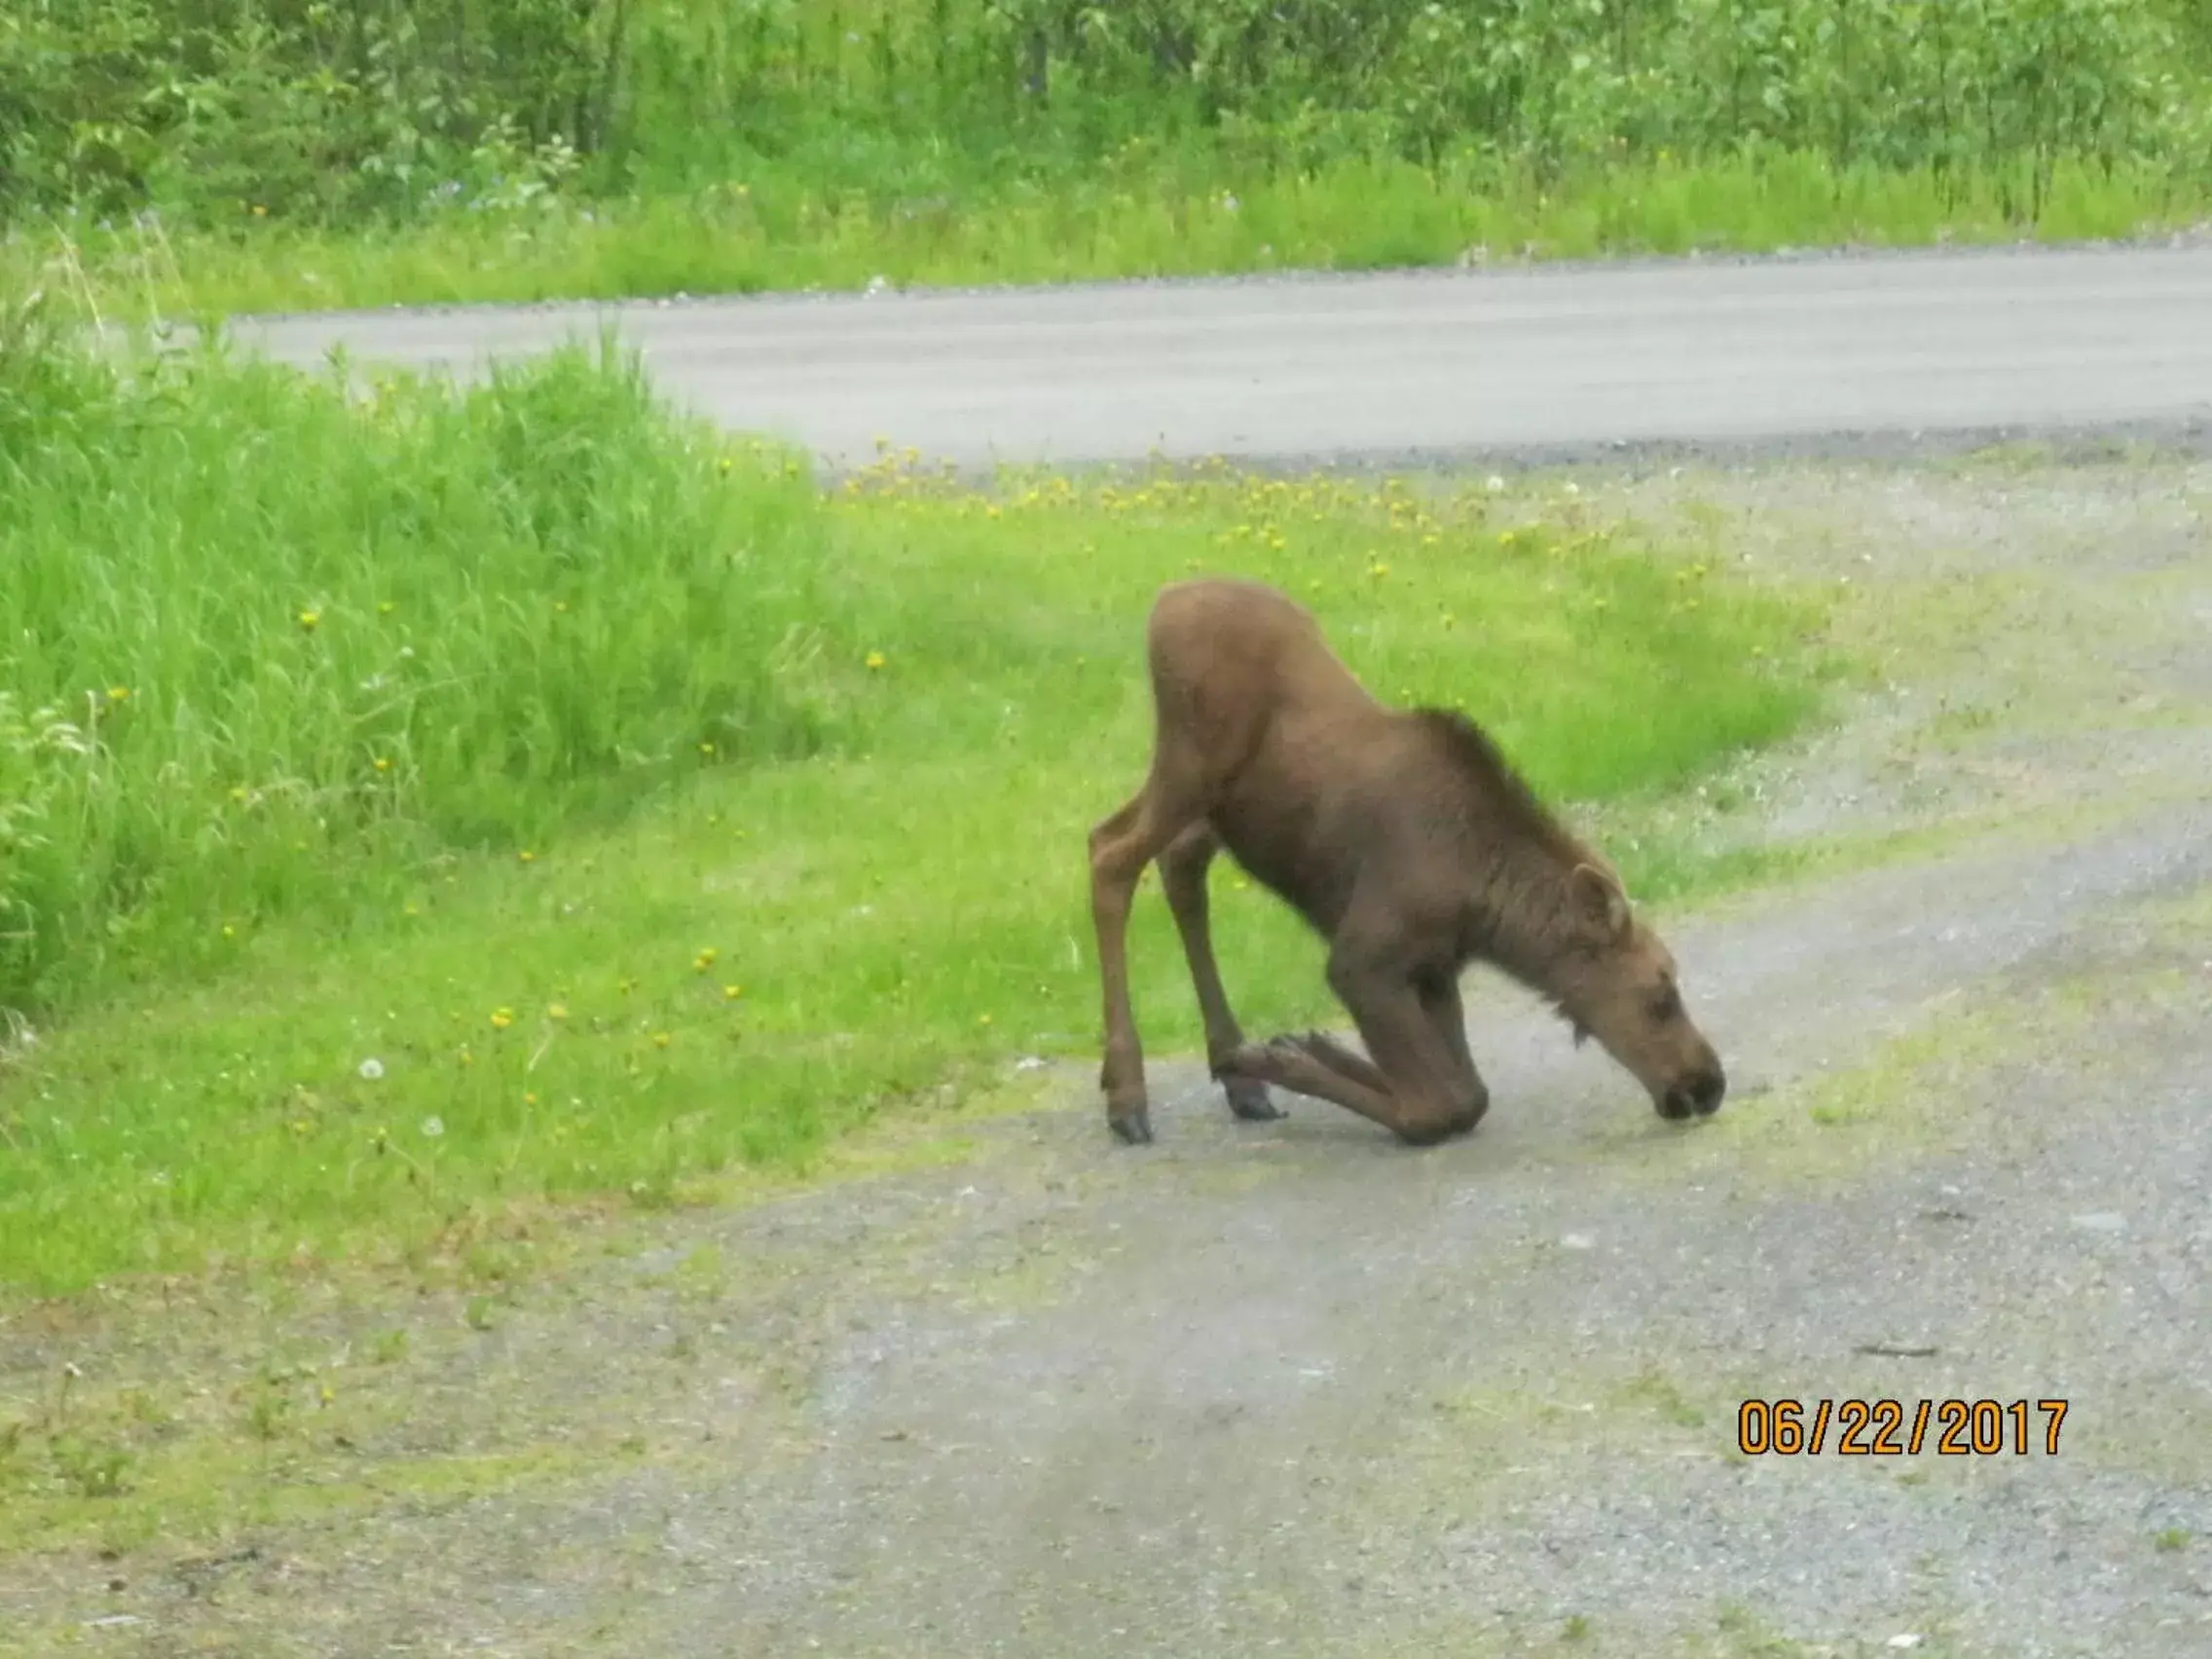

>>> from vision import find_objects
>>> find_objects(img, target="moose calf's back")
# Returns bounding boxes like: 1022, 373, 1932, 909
1146, 576, 1391, 778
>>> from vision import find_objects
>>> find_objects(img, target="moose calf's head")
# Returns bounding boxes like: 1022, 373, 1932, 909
1554, 864, 1727, 1123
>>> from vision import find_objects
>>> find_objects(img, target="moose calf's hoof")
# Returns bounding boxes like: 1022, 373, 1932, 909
1109, 1107, 1155, 1146
1223, 1076, 1284, 1122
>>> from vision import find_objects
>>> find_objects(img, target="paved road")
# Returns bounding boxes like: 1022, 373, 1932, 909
231, 244, 2212, 471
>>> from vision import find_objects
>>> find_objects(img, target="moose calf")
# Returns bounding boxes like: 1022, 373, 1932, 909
1087, 576, 1728, 1147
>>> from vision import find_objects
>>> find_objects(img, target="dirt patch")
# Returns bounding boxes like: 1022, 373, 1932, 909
4, 453, 2210, 1658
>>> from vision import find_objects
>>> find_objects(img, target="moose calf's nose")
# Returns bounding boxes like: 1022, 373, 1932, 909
1691, 1070, 1727, 1115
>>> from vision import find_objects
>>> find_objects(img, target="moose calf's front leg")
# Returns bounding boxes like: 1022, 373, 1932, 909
1321, 943, 1490, 1146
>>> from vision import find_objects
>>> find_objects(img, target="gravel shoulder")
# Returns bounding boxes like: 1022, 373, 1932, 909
3, 451, 2210, 1658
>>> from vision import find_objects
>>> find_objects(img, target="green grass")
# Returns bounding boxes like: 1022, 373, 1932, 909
0, 315, 840, 1015
0, 331, 1841, 1298
19, 147, 2210, 322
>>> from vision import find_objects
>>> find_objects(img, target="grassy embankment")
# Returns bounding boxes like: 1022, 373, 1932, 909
0, 313, 1843, 1299
22, 148, 2210, 320
6, 0, 2209, 317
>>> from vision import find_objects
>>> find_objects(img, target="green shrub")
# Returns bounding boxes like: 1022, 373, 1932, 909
4, 1, 2207, 232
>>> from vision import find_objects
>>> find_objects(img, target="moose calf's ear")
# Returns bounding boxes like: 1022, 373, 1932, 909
1569, 864, 1632, 943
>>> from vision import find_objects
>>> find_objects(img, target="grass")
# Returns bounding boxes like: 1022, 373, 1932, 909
17, 146, 2210, 322
0, 329, 1843, 1298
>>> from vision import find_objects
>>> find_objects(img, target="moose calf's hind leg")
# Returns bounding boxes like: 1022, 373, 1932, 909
1159, 822, 1283, 1124
1088, 796, 1155, 1144
1088, 768, 1209, 1146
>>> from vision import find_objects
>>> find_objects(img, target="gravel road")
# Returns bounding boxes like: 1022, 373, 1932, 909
227, 243, 2212, 473
8, 257, 2211, 1657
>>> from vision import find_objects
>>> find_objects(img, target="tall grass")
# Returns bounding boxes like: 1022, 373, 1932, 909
0, 299, 850, 1014
16, 145, 2208, 322
4, 1, 2209, 316
0, 325, 1844, 1294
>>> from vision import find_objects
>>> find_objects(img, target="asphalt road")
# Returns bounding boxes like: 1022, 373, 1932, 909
230, 243, 2212, 472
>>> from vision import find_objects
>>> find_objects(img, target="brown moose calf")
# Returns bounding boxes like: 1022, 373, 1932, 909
1087, 576, 1727, 1147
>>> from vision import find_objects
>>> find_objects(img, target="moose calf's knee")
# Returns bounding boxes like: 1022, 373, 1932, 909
1450, 1088, 1491, 1133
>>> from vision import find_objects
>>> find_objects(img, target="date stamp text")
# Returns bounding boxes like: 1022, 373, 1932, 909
1736, 1397, 2069, 1457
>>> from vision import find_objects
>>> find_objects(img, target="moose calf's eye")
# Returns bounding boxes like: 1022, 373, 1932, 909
1647, 985, 1681, 1022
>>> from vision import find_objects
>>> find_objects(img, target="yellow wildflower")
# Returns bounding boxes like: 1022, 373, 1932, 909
865, 650, 886, 671
490, 1008, 514, 1030
297, 608, 321, 632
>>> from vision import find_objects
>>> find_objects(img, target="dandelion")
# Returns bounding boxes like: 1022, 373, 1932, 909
490, 1007, 514, 1030
554, 600, 569, 613
977, 1014, 993, 1026
402, 903, 420, 918
524, 1091, 538, 1106
298, 608, 321, 632
698, 741, 716, 756
106, 685, 129, 704
229, 786, 248, 802
358, 1057, 386, 1082
251, 203, 268, 217
421, 1115, 445, 1138
718, 458, 733, 475
722, 983, 744, 1001
373, 756, 391, 773
518, 849, 536, 864
865, 650, 886, 671
652, 1031, 672, 1049
693, 947, 718, 972
547, 1003, 569, 1021
221, 924, 237, 940
377, 600, 395, 615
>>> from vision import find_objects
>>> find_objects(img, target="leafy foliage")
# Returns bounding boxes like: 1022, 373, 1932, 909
3, 1, 2207, 230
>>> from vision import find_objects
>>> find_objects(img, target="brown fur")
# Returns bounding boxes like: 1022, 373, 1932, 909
1087, 576, 1728, 1147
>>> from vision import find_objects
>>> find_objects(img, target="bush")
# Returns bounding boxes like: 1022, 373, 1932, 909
4, 1, 2207, 232
0, 316, 849, 1016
